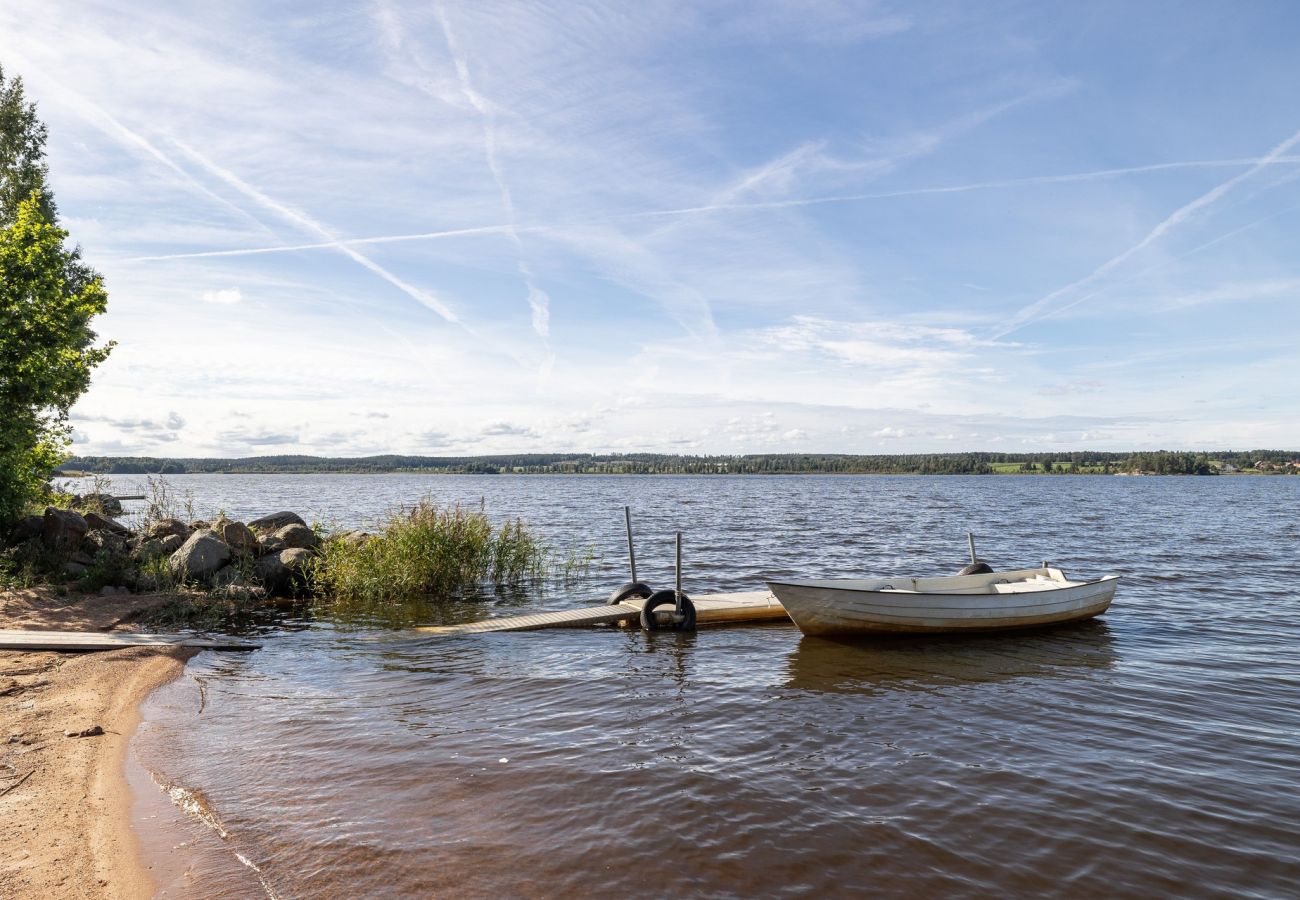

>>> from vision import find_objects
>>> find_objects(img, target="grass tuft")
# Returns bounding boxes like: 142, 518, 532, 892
308, 498, 587, 606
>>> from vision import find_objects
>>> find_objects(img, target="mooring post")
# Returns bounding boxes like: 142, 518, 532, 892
675, 531, 683, 616
967, 532, 978, 565
624, 505, 637, 583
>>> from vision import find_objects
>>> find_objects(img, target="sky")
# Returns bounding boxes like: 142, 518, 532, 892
3, 0, 1299, 457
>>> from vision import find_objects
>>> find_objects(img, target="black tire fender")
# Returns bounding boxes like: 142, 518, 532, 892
639, 589, 697, 632
608, 581, 654, 605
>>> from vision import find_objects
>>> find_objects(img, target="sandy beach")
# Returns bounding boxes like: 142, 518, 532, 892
0, 589, 194, 899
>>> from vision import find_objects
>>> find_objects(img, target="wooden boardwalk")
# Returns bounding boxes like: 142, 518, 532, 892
416, 590, 789, 635
0, 629, 261, 651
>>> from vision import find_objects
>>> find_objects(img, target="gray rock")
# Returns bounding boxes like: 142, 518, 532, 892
99, 585, 119, 597
63, 561, 89, 576
252, 552, 293, 596
73, 493, 122, 516
213, 519, 257, 554
70, 551, 94, 566
135, 538, 167, 563
168, 529, 232, 581
144, 518, 191, 542
335, 530, 374, 547
248, 511, 306, 533
270, 523, 318, 550
7, 514, 43, 546
279, 547, 313, 571
82, 531, 128, 557
84, 511, 130, 537
159, 533, 184, 554
42, 507, 88, 553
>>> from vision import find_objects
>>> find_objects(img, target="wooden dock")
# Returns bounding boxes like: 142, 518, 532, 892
0, 629, 261, 651
416, 590, 789, 635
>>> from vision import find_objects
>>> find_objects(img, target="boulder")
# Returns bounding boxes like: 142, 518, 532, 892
270, 523, 317, 551
7, 515, 44, 546
82, 531, 128, 557
63, 560, 89, 576
253, 553, 293, 596
84, 511, 131, 537
335, 530, 374, 547
168, 529, 231, 581
248, 511, 306, 533
74, 493, 123, 516
135, 538, 167, 563
279, 547, 313, 571
159, 533, 184, 554
143, 518, 191, 542
42, 508, 88, 553
213, 519, 257, 554
189, 520, 210, 531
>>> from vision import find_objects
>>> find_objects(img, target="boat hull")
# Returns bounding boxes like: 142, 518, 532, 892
767, 573, 1119, 636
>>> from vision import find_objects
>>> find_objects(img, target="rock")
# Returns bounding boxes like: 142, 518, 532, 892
270, 523, 317, 550
84, 511, 131, 537
82, 531, 128, 557
336, 530, 374, 547
248, 511, 306, 533
70, 551, 94, 566
143, 518, 191, 542
213, 519, 257, 554
159, 533, 184, 554
99, 585, 119, 597
168, 529, 231, 581
42, 507, 88, 553
64, 725, 104, 738
7, 514, 43, 546
189, 520, 210, 531
253, 552, 293, 596
73, 493, 123, 516
63, 561, 89, 576
279, 547, 313, 570
135, 538, 167, 563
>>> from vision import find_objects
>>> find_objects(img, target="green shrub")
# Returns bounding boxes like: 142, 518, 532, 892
308, 499, 586, 605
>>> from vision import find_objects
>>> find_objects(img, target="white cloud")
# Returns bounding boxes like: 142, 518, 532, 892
201, 287, 242, 305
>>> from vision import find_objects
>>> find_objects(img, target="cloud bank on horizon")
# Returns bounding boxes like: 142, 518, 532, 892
3, 0, 1298, 457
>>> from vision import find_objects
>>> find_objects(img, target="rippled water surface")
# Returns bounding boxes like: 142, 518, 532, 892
120, 475, 1300, 897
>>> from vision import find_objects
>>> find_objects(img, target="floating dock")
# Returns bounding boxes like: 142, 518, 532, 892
416, 590, 789, 635
0, 629, 261, 651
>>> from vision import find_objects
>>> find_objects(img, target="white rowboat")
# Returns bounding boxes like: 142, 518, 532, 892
767, 567, 1119, 636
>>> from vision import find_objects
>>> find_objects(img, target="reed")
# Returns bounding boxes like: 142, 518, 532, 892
308, 499, 587, 604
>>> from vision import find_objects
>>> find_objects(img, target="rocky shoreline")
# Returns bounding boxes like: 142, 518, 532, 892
4, 498, 368, 606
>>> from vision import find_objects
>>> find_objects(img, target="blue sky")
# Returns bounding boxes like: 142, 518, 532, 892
3, 1, 1299, 456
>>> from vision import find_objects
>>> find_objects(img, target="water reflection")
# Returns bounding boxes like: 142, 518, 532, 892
784, 619, 1118, 694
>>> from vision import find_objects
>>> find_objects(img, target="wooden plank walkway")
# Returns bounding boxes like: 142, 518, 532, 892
416, 590, 789, 635
0, 629, 261, 651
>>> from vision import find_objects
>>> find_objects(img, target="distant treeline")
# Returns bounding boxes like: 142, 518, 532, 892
58, 450, 1300, 476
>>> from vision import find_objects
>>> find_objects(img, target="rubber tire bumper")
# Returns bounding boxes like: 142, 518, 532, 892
608, 581, 654, 605
639, 590, 697, 631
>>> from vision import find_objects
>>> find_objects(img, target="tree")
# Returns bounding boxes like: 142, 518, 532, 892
0, 65, 112, 525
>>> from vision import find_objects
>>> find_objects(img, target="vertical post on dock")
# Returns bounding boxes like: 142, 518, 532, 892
624, 506, 637, 583
967, 532, 978, 565
675, 531, 683, 616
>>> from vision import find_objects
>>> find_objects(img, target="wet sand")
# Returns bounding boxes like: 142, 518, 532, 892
0, 589, 195, 899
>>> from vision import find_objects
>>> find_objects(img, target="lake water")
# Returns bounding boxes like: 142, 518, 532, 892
105, 474, 1300, 897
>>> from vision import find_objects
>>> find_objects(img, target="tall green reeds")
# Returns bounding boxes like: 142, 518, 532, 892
308, 499, 586, 604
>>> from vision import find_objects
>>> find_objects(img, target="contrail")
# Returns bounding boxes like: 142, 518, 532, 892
0, 57, 273, 235
126, 155, 1300, 263
993, 131, 1300, 337
435, 3, 551, 339
127, 223, 514, 261
170, 139, 461, 324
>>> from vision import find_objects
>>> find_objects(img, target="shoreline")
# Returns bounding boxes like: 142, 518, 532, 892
1, 589, 197, 898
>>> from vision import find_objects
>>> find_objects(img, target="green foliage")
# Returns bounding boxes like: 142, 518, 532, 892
0, 65, 112, 527
309, 499, 582, 606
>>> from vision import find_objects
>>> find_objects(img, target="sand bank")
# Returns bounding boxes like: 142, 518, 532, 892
1, 589, 196, 898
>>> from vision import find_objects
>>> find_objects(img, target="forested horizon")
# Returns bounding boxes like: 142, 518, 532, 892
57, 450, 1300, 476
